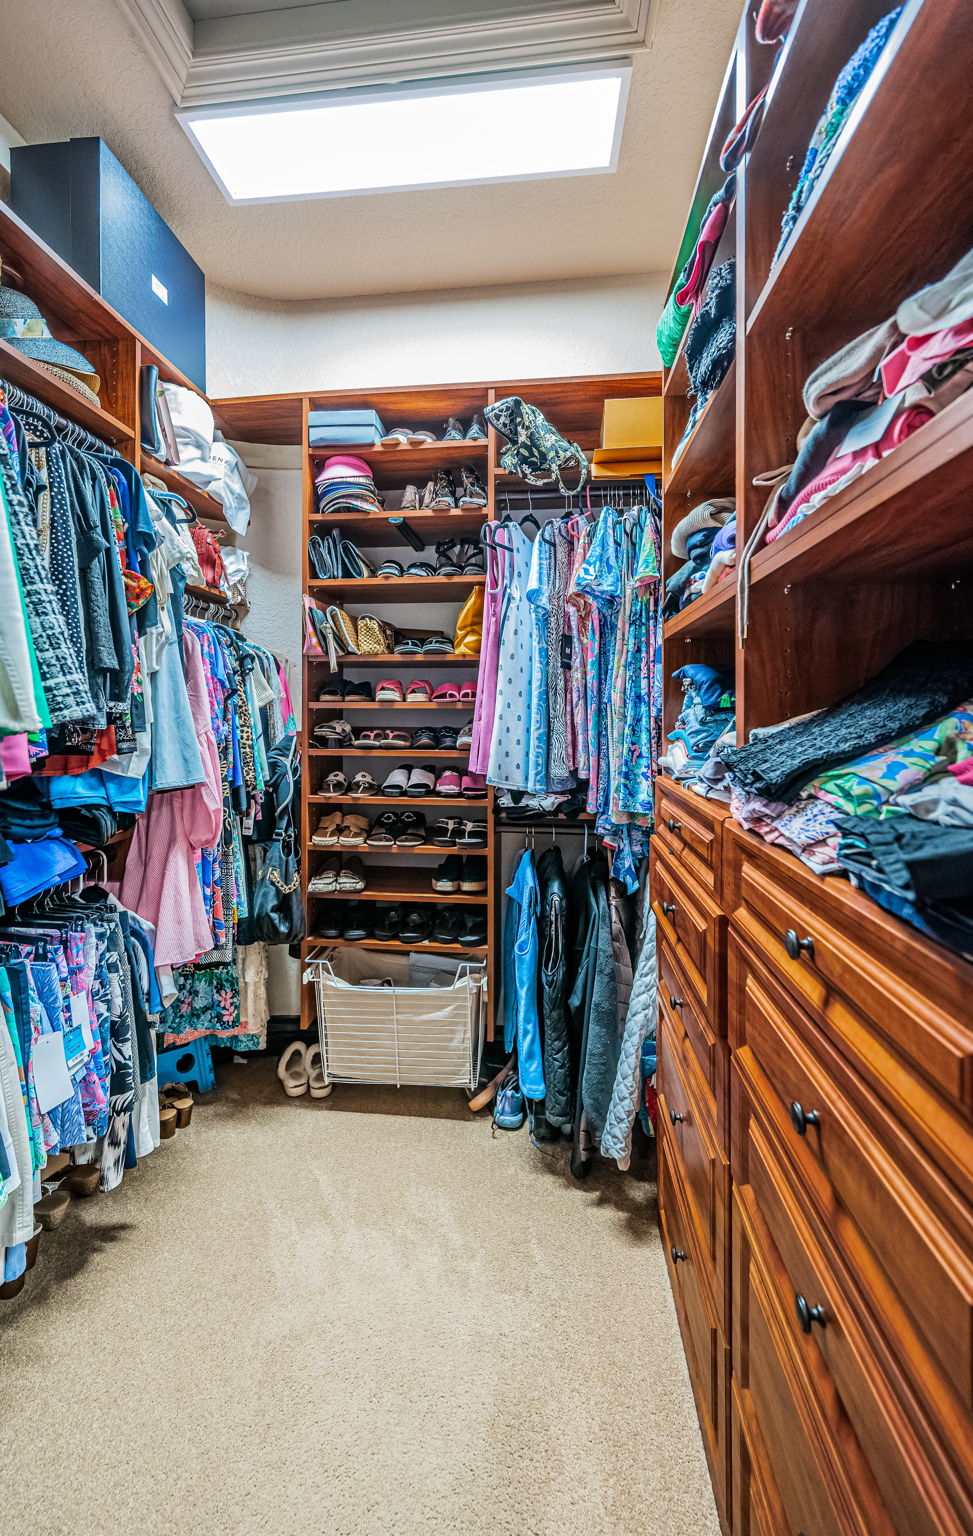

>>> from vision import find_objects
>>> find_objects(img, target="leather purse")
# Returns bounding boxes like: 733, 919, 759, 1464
191, 524, 228, 588
453, 587, 483, 656
326, 606, 360, 653
250, 738, 305, 945
357, 613, 394, 654
308, 532, 340, 579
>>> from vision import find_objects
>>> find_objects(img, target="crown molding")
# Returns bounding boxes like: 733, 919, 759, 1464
116, 0, 655, 106
114, 0, 193, 100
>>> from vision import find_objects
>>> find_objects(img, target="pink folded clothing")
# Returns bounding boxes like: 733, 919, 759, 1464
0, 733, 32, 781
676, 199, 732, 312
880, 316, 973, 395
949, 759, 973, 785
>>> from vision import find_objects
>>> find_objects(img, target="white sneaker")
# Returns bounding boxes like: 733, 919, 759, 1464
276, 1041, 309, 1097
306, 1043, 333, 1099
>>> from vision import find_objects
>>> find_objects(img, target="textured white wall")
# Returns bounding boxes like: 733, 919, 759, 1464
207, 272, 665, 398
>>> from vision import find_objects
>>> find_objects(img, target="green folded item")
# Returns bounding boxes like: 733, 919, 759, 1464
657, 288, 692, 368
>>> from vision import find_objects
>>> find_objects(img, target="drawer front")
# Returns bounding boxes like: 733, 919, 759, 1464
654, 778, 726, 896
651, 840, 727, 1021
732, 1191, 890, 1536
734, 1068, 973, 1536
659, 1132, 728, 1519
730, 932, 973, 1433
731, 1380, 798, 1536
725, 823, 973, 1190
658, 1008, 729, 1321
659, 935, 727, 1143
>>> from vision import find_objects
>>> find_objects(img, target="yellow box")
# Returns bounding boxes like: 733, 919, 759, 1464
591, 457, 662, 480
599, 396, 663, 457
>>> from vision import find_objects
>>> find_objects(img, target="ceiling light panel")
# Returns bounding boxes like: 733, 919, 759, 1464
178, 65, 631, 203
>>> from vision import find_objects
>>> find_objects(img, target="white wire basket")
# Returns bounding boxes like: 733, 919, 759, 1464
303, 948, 488, 1090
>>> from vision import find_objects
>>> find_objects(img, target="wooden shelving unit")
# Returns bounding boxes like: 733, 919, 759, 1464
656, 6, 973, 1535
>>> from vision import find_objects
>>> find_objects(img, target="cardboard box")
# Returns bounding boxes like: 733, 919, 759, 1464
591, 457, 662, 481
597, 397, 663, 461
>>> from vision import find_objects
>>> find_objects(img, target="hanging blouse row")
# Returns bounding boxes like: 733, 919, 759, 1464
469, 489, 663, 890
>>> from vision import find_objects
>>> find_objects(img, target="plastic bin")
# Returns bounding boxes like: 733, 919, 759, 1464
303, 948, 487, 1090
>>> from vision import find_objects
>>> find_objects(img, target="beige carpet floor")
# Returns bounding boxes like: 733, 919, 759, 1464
0, 1057, 719, 1536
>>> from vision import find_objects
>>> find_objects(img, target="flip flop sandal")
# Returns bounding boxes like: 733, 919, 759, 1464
407, 764, 437, 796
382, 765, 412, 796
457, 821, 488, 847
432, 817, 462, 846
367, 811, 400, 846
432, 683, 460, 702
336, 857, 366, 892
380, 428, 412, 446
351, 772, 379, 797
422, 633, 454, 655
376, 559, 404, 577
312, 811, 344, 846
393, 634, 423, 655
395, 810, 427, 846
338, 814, 370, 847
382, 729, 413, 748
345, 680, 374, 701
160, 1082, 194, 1128
458, 681, 477, 703
410, 726, 438, 748
352, 728, 385, 748
321, 771, 350, 796
376, 678, 405, 702
405, 679, 432, 701
435, 769, 462, 795
405, 561, 436, 577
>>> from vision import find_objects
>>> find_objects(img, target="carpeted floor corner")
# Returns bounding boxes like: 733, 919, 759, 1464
0, 1058, 720, 1536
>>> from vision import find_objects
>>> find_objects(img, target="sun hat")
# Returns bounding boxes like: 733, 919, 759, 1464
32, 361, 102, 407
0, 279, 101, 392
316, 454, 375, 481
671, 497, 735, 558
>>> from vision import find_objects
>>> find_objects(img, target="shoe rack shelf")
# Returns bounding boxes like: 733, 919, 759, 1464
212, 371, 660, 1033
310, 844, 486, 858
308, 748, 470, 758
310, 877, 486, 904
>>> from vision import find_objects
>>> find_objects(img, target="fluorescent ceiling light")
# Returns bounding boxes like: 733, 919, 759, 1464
178, 65, 630, 204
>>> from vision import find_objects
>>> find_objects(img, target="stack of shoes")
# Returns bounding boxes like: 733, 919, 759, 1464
314, 454, 385, 516
417, 467, 488, 511
312, 899, 487, 948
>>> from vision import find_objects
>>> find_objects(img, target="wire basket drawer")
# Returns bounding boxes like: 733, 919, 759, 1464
303, 949, 487, 1090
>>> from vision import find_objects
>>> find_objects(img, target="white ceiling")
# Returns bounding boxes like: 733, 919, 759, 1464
0, 0, 741, 302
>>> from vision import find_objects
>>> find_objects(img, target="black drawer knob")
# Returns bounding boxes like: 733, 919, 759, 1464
668, 994, 684, 1011
669, 1108, 685, 1125
789, 1101, 821, 1137
662, 901, 677, 918
784, 928, 815, 961
667, 817, 682, 834
795, 1293, 826, 1334
670, 1244, 687, 1263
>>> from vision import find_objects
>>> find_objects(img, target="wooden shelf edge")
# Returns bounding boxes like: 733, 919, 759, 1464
0, 338, 134, 441
664, 357, 737, 502
309, 796, 488, 807
664, 579, 736, 639
306, 935, 488, 956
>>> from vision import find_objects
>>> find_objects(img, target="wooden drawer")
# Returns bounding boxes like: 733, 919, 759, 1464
654, 777, 728, 897
734, 1065, 973, 1536
651, 839, 727, 1023
658, 1006, 729, 1323
659, 1129, 729, 1524
732, 1189, 891, 1536
730, 931, 973, 1450
731, 1379, 798, 1536
659, 934, 728, 1146
725, 821, 973, 1198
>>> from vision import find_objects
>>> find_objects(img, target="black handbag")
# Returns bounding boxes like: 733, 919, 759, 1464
250, 737, 305, 945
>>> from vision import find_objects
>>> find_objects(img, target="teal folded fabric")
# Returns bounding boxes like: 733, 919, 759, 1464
657, 289, 692, 368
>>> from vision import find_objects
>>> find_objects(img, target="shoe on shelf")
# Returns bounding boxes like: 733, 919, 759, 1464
380, 427, 413, 447
345, 679, 374, 702
458, 680, 477, 703
321, 770, 350, 797
407, 764, 437, 796
373, 903, 404, 941
459, 855, 488, 893
343, 906, 373, 941
305, 1043, 332, 1099
308, 853, 341, 894
405, 678, 432, 702
367, 810, 400, 846
435, 768, 462, 796
316, 901, 344, 938
376, 677, 405, 702
461, 771, 487, 799
432, 854, 464, 893
432, 907, 464, 944
428, 469, 456, 510
457, 465, 488, 507
350, 771, 379, 797
459, 910, 488, 948
421, 632, 454, 655
408, 429, 437, 446
395, 810, 427, 846
399, 907, 433, 943
400, 484, 421, 511
410, 724, 438, 749
337, 814, 369, 847
456, 820, 488, 848
493, 1073, 525, 1130
352, 727, 384, 748
405, 559, 436, 577
277, 1041, 309, 1098
435, 726, 459, 750
434, 539, 462, 575
336, 855, 366, 892
376, 558, 405, 577
456, 720, 474, 750
312, 811, 344, 846
419, 479, 437, 510
442, 416, 465, 440
456, 542, 485, 575
432, 817, 462, 847
383, 764, 412, 796
431, 682, 460, 702
317, 677, 346, 700
314, 719, 354, 747
466, 412, 487, 441
381, 727, 413, 749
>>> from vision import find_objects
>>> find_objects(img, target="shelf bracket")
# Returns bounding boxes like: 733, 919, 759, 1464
387, 516, 426, 551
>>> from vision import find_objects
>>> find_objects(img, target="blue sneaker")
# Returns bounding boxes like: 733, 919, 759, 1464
493, 1074, 525, 1131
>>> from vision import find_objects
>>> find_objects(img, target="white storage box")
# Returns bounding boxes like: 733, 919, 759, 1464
303, 948, 487, 1090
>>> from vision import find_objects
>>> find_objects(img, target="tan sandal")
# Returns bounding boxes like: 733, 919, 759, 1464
159, 1105, 178, 1140
160, 1082, 194, 1128
65, 1162, 101, 1198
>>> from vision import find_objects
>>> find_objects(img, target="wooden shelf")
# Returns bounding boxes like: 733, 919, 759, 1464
308, 701, 476, 711
310, 437, 487, 486
664, 579, 736, 639
0, 339, 134, 441
310, 652, 480, 668
307, 935, 487, 957
665, 359, 736, 504
750, 388, 973, 589
185, 584, 230, 606
309, 575, 484, 601
309, 843, 486, 858
309, 509, 487, 545
309, 795, 487, 808
308, 748, 470, 759
308, 868, 486, 904
141, 457, 228, 525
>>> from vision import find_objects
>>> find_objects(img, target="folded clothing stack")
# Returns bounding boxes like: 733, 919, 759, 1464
314, 454, 385, 517
658, 664, 735, 796
720, 642, 973, 957
663, 498, 736, 616
672, 259, 736, 468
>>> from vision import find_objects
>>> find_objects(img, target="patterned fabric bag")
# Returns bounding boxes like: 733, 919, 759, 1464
485, 396, 588, 491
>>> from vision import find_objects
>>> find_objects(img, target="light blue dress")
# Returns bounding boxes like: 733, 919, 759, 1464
487, 525, 534, 791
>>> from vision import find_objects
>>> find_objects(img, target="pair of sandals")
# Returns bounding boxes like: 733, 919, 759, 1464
309, 853, 366, 893
318, 678, 373, 702
374, 678, 476, 703
276, 1041, 330, 1099
392, 630, 454, 656
312, 811, 369, 847
434, 540, 484, 576
315, 721, 413, 750
321, 770, 380, 798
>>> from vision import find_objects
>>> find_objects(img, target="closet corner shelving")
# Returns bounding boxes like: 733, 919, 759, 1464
216, 371, 660, 1037
656, 4, 973, 1535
